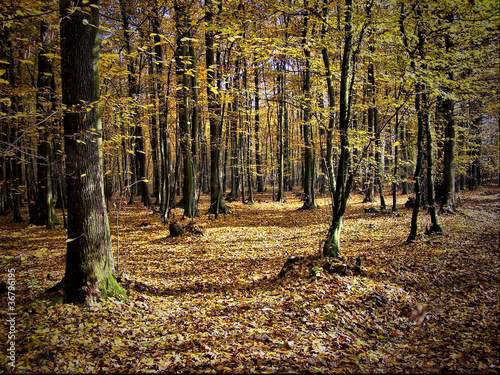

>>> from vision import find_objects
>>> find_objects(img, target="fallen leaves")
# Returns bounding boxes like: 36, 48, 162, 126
0, 187, 498, 373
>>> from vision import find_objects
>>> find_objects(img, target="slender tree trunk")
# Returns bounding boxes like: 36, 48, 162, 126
151, 4, 173, 220
424, 89, 442, 233
392, 105, 400, 212
324, 0, 354, 258
254, 65, 264, 193
277, 61, 285, 203
301, 3, 315, 210
321, 0, 336, 200
439, 15, 456, 213
205, 0, 228, 217
50, 0, 124, 303
120, 0, 151, 207
3, 33, 24, 222
367, 35, 386, 210
173, 0, 197, 218
407, 88, 425, 241
190, 39, 200, 203
243, 60, 253, 203
32, 13, 58, 228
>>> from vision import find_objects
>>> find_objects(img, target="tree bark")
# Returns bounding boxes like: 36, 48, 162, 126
320, 0, 336, 201
301, 2, 315, 210
205, 0, 228, 217
254, 65, 264, 193
367, 33, 386, 210
407, 88, 424, 242
424, 88, 442, 234
173, 0, 197, 218
438, 14, 456, 214
32, 12, 59, 228
324, 0, 354, 258
51, 0, 124, 303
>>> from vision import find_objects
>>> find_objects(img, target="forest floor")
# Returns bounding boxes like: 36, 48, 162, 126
0, 186, 499, 373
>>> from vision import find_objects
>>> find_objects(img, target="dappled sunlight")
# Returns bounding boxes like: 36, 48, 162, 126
0, 188, 498, 373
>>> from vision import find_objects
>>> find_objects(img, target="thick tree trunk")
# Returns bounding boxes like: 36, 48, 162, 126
52, 0, 124, 303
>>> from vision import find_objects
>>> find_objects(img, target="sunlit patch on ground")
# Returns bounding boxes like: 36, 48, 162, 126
0, 187, 498, 373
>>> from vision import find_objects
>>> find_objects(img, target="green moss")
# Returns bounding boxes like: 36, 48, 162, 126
99, 273, 127, 300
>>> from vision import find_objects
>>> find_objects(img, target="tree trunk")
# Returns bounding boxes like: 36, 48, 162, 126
277, 61, 285, 203
32, 13, 59, 228
254, 65, 264, 193
407, 87, 424, 242
392, 105, 400, 212
423, 89, 442, 234
367, 35, 386, 210
301, 3, 315, 210
321, 0, 336, 201
51, 0, 124, 303
120, 0, 151, 208
243, 60, 254, 204
438, 15, 456, 214
205, 0, 228, 217
174, 0, 197, 218
324, 0, 355, 258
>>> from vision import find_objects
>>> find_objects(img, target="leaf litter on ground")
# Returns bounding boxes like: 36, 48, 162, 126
0, 186, 498, 373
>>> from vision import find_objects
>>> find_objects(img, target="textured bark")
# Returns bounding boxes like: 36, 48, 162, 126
51, 0, 124, 303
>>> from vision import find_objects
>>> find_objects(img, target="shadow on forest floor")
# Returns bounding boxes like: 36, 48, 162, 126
0, 186, 498, 373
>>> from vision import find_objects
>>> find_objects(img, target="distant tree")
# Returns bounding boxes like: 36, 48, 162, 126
205, 0, 229, 217
300, 2, 315, 210
31, 8, 60, 228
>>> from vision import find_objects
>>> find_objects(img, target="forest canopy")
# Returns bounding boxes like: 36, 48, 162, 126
1, 0, 498, 224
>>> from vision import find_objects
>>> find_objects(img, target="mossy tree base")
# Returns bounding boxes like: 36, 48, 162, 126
323, 218, 342, 259
46, 271, 126, 304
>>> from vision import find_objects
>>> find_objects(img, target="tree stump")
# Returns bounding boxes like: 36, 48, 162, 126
169, 221, 184, 237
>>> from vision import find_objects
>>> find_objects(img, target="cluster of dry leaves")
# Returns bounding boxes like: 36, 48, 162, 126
0, 186, 498, 373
